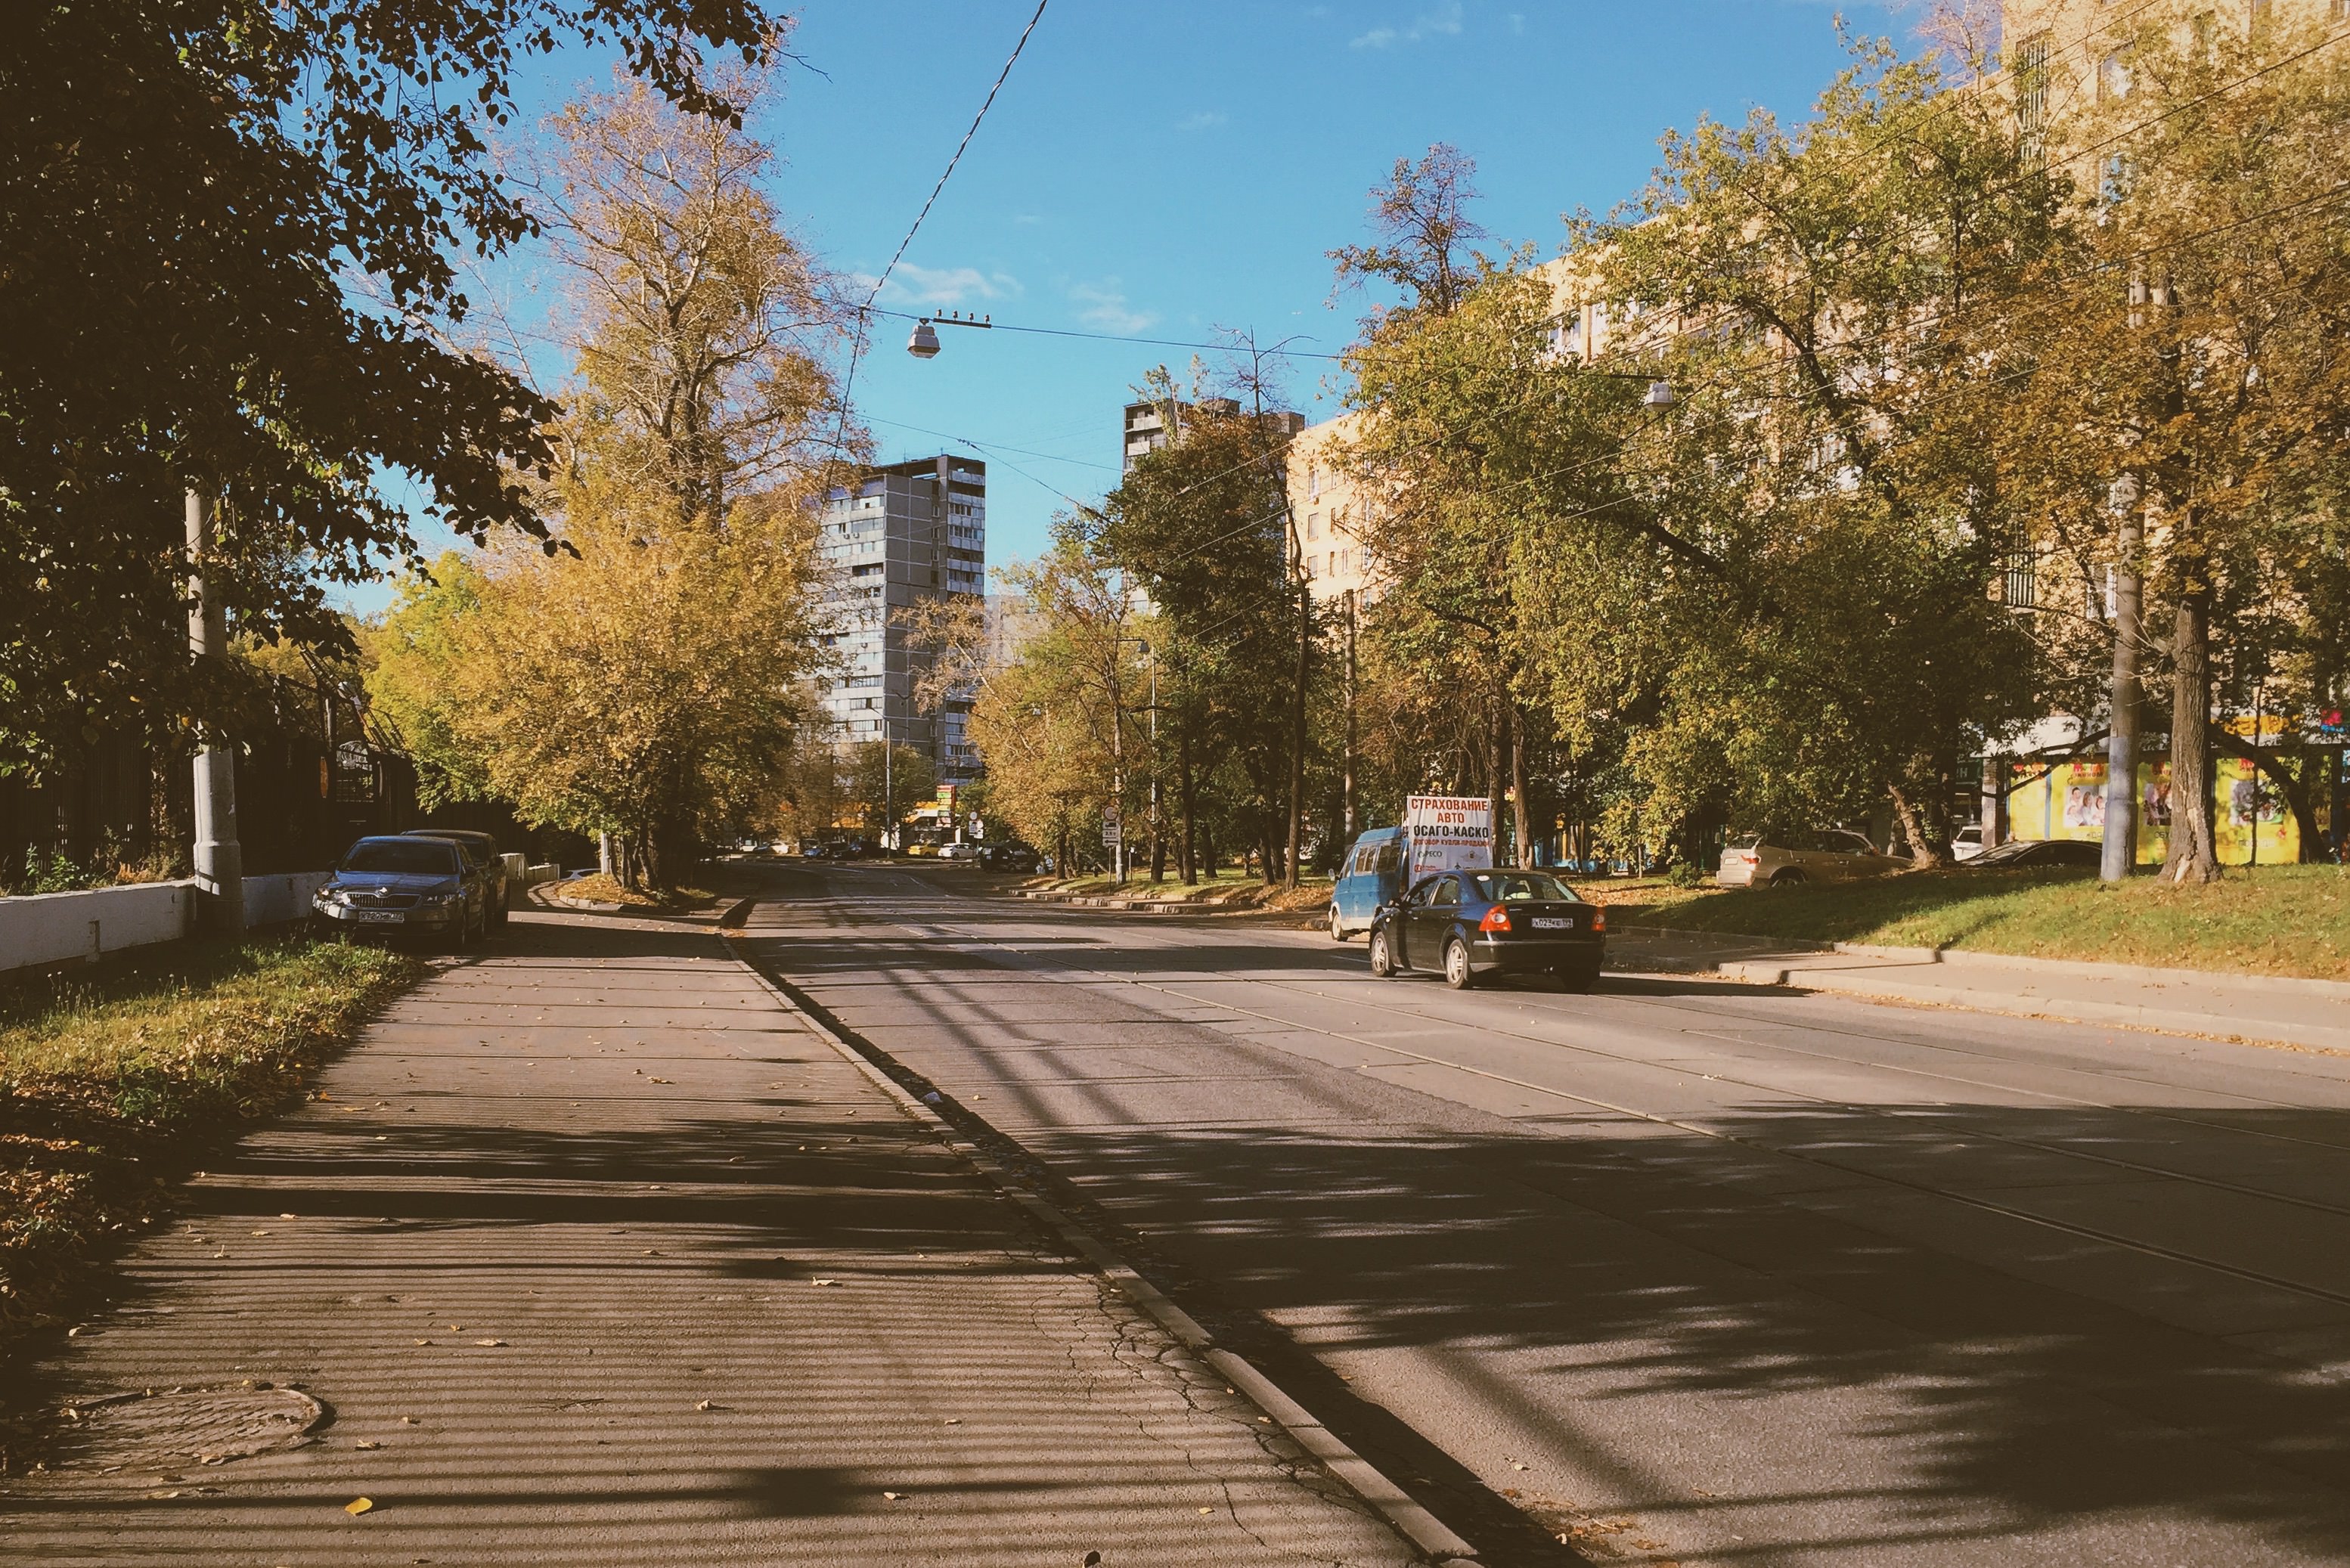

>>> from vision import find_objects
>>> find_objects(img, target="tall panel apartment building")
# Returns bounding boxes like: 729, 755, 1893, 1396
817, 455, 987, 784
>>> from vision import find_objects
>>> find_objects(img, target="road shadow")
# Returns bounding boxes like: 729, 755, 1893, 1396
738, 902, 2350, 1565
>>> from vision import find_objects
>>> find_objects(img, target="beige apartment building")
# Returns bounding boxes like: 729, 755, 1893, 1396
1288, 0, 2345, 609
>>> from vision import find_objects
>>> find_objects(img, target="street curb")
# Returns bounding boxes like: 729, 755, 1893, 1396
719, 928, 1478, 1565
1707, 959, 2350, 1052
1009, 888, 1276, 916
1621, 922, 2350, 998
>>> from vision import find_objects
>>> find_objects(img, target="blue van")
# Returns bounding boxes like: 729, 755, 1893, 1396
1328, 826, 1409, 940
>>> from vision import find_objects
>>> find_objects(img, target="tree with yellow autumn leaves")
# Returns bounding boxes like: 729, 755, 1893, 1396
370, 70, 854, 886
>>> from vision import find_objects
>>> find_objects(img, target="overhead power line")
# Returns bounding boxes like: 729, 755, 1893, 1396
857, 304, 1347, 362
832, 0, 1051, 448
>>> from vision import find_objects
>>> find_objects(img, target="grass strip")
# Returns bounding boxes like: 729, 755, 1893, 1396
1606, 863, 2350, 980
544, 872, 717, 913
0, 933, 420, 1344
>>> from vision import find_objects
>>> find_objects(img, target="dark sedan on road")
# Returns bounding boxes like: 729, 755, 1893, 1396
1369, 868, 1607, 992
312, 835, 494, 948
975, 841, 1041, 873
1965, 837, 2104, 869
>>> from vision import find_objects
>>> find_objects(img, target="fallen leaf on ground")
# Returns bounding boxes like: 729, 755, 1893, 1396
473, 1339, 507, 1347
354, 1440, 380, 1450
882, 1491, 905, 1501
344, 1498, 374, 1515
413, 1339, 433, 1346
811, 1278, 839, 1287
1197, 1505, 1214, 1514
943, 1418, 960, 1426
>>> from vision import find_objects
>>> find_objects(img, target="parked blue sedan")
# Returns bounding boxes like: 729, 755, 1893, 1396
1368, 869, 1607, 992
311, 835, 493, 949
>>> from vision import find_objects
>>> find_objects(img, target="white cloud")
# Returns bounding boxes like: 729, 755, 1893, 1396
1351, 0, 1463, 48
864, 263, 1022, 310
1177, 110, 1228, 132
1069, 280, 1157, 335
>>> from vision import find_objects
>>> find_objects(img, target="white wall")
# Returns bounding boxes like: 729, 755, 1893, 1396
0, 882, 194, 972
0, 871, 334, 975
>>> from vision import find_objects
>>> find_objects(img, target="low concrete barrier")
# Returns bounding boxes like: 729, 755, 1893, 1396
0, 870, 334, 974
0, 882, 194, 972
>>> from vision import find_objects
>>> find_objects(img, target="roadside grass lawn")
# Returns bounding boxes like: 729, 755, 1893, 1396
1034, 869, 1336, 913
1611, 863, 2350, 981
546, 872, 718, 913
0, 934, 418, 1346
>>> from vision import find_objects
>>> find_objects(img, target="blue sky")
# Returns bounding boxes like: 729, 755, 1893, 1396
349, 0, 1918, 612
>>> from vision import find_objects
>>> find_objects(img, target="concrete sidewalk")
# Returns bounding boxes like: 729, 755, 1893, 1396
0, 911, 1412, 1566
1614, 924, 2350, 1052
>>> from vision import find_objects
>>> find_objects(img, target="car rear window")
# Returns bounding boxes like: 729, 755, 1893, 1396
343, 840, 459, 875
1726, 835, 1761, 852
1471, 872, 1576, 903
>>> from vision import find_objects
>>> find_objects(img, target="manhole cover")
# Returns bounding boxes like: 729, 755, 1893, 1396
51, 1384, 326, 1468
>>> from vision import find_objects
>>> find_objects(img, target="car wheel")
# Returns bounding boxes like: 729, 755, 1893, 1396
1769, 867, 1809, 887
1328, 904, 1348, 942
1443, 936, 1476, 990
1369, 928, 1397, 978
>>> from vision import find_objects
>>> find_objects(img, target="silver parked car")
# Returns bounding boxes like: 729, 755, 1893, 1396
1717, 829, 1900, 888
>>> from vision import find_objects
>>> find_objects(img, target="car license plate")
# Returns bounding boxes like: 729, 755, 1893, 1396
350, 909, 404, 924
1531, 916, 1573, 930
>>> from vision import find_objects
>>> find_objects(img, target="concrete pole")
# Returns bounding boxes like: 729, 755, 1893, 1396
1146, 647, 1161, 882
1343, 589, 1359, 839
187, 488, 245, 934
2100, 480, 2143, 884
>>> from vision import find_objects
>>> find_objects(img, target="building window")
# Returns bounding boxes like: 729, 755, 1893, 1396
1307, 511, 1321, 540
1307, 463, 1320, 500
2003, 552, 2038, 611
2098, 50, 2132, 103
2014, 32, 2050, 162
2100, 152, 2136, 206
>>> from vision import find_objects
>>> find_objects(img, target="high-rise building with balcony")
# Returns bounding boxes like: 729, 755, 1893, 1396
817, 454, 987, 783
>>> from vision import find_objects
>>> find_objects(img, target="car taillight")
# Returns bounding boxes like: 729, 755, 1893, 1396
1592, 908, 1606, 933
1479, 906, 1511, 933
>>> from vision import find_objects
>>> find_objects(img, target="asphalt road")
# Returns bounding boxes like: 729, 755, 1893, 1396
736, 859, 2350, 1568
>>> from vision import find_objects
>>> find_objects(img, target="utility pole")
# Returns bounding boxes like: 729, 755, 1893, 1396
2101, 473, 2142, 883
1146, 644, 1161, 882
1343, 589, 1358, 838
1109, 638, 1127, 885
186, 488, 244, 935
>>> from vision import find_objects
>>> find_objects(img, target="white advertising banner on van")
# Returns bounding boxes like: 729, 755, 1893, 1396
1403, 795, 1493, 879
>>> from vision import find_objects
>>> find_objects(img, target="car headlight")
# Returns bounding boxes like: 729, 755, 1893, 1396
317, 888, 349, 906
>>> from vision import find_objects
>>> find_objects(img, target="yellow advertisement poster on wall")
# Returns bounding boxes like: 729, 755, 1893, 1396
2213, 755, 2299, 865
2009, 757, 2292, 866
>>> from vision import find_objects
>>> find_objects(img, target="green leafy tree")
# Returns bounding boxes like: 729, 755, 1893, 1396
0, 0, 782, 779
1091, 404, 1300, 882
